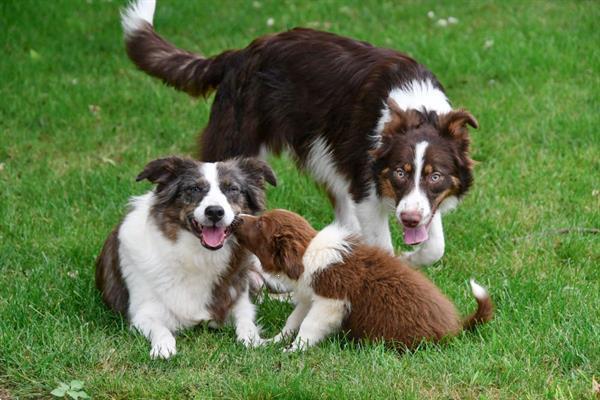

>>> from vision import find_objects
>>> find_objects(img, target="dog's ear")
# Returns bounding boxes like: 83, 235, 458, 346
237, 158, 277, 187
439, 109, 478, 139
136, 157, 191, 191
236, 158, 277, 213
273, 234, 304, 280
370, 99, 420, 160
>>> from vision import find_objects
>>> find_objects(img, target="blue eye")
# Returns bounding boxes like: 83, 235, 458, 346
226, 185, 240, 193
429, 172, 442, 183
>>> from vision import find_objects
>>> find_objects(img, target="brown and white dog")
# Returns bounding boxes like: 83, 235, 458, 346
233, 209, 493, 351
95, 156, 276, 358
121, 0, 478, 266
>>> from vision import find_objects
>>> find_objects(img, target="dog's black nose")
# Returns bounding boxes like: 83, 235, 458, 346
205, 206, 225, 222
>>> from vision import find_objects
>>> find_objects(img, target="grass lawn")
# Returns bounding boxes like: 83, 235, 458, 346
1, 0, 599, 398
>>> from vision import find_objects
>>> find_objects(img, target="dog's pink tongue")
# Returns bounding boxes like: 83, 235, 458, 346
403, 226, 429, 245
202, 226, 226, 247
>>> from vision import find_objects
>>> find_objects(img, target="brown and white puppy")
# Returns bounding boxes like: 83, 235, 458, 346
95, 156, 276, 358
120, 0, 478, 266
233, 210, 493, 351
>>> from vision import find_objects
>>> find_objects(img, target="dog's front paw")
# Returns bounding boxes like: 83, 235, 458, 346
150, 335, 177, 359
238, 335, 266, 348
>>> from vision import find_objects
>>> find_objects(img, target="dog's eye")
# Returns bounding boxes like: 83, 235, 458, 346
226, 185, 240, 193
187, 186, 205, 193
429, 172, 442, 183
393, 169, 406, 180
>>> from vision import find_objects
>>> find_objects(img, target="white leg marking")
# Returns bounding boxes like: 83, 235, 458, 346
267, 299, 311, 344
231, 287, 264, 347
287, 296, 347, 352
131, 311, 177, 360
355, 190, 393, 253
403, 212, 445, 266
304, 137, 360, 231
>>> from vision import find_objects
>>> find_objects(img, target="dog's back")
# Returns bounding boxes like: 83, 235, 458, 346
312, 241, 492, 346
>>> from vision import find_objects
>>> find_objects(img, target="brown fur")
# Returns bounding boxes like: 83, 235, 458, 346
95, 224, 129, 316
234, 210, 493, 349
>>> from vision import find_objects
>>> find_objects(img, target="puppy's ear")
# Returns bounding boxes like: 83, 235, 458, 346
273, 235, 304, 280
136, 157, 191, 191
236, 158, 277, 213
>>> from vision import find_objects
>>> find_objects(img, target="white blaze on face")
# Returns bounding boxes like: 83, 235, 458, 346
193, 163, 236, 248
396, 141, 432, 245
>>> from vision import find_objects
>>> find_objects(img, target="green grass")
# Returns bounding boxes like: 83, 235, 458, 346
1, 0, 599, 398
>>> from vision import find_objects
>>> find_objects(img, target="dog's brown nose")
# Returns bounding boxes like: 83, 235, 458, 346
400, 211, 421, 228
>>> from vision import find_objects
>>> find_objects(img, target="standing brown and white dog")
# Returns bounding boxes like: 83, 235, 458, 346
96, 156, 276, 358
121, 0, 478, 266
233, 209, 493, 351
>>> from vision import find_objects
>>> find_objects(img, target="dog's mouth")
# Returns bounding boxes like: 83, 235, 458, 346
189, 217, 232, 250
400, 213, 435, 246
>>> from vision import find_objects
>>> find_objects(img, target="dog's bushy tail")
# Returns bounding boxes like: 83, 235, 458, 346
462, 279, 494, 330
121, 0, 237, 97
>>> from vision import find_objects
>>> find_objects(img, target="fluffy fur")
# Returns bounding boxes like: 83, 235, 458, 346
233, 210, 493, 351
120, 0, 478, 266
95, 156, 276, 358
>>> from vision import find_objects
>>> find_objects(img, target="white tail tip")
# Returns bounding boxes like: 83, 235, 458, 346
121, 0, 156, 36
469, 279, 488, 300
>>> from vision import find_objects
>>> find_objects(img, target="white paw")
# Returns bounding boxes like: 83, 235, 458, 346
238, 334, 266, 348
265, 333, 286, 344
150, 336, 176, 359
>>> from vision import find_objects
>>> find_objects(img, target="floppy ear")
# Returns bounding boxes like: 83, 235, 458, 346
136, 156, 191, 191
237, 158, 277, 187
439, 109, 478, 139
273, 235, 304, 280
236, 158, 277, 213
371, 99, 421, 160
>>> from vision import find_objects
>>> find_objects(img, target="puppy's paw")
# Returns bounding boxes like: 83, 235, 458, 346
150, 335, 177, 359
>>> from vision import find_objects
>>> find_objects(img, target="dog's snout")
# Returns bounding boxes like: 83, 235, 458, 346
400, 210, 421, 228
205, 206, 225, 222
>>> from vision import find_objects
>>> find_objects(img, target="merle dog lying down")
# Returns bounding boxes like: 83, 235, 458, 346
232, 209, 493, 351
96, 156, 276, 358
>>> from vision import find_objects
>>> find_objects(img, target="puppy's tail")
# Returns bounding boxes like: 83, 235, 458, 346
462, 279, 494, 330
121, 0, 237, 97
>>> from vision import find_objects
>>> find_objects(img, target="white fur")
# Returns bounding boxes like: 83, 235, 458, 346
287, 296, 348, 351
302, 224, 352, 277
469, 279, 488, 300
194, 163, 235, 227
374, 79, 452, 139
269, 225, 351, 351
355, 187, 394, 252
396, 141, 431, 223
121, 0, 156, 36
403, 212, 445, 267
119, 191, 260, 359
305, 137, 359, 231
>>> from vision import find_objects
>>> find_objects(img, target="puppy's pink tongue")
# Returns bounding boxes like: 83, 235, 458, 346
202, 226, 226, 248
403, 226, 429, 245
